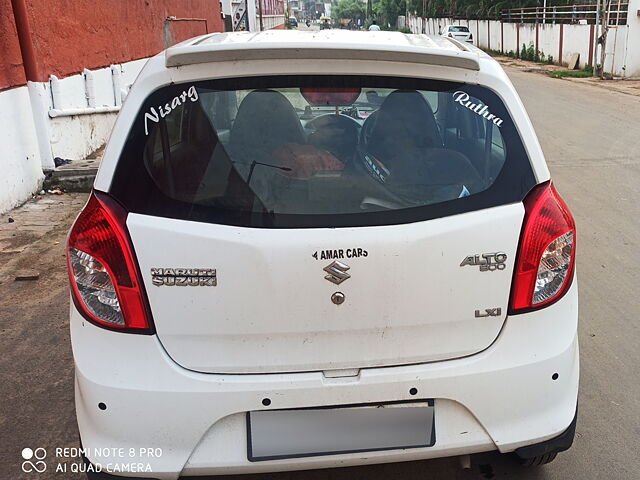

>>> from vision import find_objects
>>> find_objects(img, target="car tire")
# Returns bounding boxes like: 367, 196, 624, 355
518, 451, 558, 467
514, 406, 577, 467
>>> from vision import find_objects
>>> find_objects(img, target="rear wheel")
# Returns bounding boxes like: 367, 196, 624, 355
517, 451, 558, 467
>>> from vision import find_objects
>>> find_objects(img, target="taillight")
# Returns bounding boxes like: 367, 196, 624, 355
67, 192, 154, 333
509, 181, 576, 314
469, 33, 473, 40
448, 33, 453, 37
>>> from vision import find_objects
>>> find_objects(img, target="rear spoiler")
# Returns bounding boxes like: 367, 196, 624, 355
165, 39, 481, 71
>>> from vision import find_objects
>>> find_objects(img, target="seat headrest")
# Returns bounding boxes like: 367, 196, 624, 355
367, 90, 442, 163
229, 90, 305, 157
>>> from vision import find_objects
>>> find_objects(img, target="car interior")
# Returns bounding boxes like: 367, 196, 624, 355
143, 85, 507, 214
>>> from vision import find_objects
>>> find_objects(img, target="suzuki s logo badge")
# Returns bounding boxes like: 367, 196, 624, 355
323, 261, 351, 285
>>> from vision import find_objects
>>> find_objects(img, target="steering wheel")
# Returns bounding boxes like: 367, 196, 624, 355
305, 114, 361, 164
305, 113, 361, 135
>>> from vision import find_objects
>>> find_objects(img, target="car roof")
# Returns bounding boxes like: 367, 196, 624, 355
165, 30, 483, 71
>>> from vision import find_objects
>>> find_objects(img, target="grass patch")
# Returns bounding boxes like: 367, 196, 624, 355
485, 48, 503, 57
549, 66, 594, 78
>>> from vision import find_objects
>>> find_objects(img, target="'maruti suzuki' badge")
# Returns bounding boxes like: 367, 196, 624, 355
151, 268, 217, 286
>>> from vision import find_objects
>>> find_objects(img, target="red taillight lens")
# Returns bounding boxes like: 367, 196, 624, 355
448, 33, 453, 37
67, 192, 154, 333
509, 181, 576, 314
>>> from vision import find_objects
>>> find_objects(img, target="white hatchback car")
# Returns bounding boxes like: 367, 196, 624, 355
68, 30, 578, 480
442, 24, 473, 43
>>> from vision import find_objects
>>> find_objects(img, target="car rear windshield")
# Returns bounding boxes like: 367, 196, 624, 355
110, 75, 535, 228
450, 26, 469, 32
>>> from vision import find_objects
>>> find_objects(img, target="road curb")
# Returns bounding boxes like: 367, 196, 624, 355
43, 168, 97, 193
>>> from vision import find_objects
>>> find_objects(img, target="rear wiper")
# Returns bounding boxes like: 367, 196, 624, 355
232, 161, 292, 185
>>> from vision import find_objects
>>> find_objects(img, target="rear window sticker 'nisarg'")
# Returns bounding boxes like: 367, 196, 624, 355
453, 91, 504, 127
144, 86, 199, 135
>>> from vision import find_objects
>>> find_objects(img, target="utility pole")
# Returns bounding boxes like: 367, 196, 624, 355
403, 0, 408, 31
258, 0, 264, 31
422, 0, 427, 33
599, 0, 612, 78
285, 0, 289, 26
543, 0, 547, 24
594, 0, 601, 76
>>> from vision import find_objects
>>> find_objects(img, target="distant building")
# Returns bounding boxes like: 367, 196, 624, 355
289, 0, 300, 20
222, 0, 286, 31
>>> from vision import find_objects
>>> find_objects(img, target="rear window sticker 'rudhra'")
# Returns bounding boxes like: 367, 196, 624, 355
453, 91, 504, 127
144, 86, 199, 135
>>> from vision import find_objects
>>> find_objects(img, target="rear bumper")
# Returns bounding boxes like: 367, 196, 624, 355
515, 406, 578, 460
72, 281, 578, 480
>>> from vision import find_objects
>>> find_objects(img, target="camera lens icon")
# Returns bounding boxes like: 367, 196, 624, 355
21, 448, 47, 473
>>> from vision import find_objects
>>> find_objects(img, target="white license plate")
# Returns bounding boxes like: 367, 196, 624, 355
247, 401, 435, 461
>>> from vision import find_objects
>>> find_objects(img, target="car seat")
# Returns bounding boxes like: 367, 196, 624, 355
228, 90, 308, 206
362, 90, 482, 199
229, 90, 306, 171
365, 90, 443, 167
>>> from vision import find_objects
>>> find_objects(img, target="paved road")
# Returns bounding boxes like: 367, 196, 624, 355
1, 68, 638, 480
503, 68, 640, 479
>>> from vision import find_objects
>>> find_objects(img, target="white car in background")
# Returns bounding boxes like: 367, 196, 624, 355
442, 24, 473, 43
68, 30, 578, 479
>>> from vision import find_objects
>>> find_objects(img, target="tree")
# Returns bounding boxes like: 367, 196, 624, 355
333, 0, 366, 22
403, 1, 589, 20
373, 0, 407, 28
371, 0, 593, 30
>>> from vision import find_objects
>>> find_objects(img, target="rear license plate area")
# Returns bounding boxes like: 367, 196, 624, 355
247, 400, 435, 461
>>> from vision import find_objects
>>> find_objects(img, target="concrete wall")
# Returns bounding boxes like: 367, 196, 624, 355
233, 0, 285, 32
0, 0, 224, 88
245, 0, 286, 31
0, 0, 26, 88
262, 0, 285, 16
625, 0, 640, 77
47, 58, 148, 161
0, 87, 44, 213
0, 56, 148, 213
409, 9, 639, 78
0, 0, 224, 213
263, 15, 287, 29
